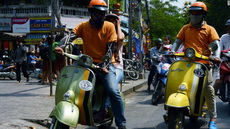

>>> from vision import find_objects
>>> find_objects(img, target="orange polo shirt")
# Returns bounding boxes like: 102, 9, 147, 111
73, 21, 117, 63
177, 22, 220, 64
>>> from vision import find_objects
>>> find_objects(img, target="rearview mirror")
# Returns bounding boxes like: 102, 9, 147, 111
208, 42, 218, 51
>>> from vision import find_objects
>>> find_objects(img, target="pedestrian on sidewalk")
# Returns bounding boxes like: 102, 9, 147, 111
39, 36, 51, 85
14, 40, 29, 83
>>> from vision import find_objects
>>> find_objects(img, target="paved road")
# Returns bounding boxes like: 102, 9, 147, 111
1, 75, 229, 129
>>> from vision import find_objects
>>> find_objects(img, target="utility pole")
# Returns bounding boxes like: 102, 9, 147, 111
128, 0, 133, 59
138, 0, 144, 79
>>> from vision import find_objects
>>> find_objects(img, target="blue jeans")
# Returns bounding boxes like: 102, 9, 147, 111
115, 68, 124, 84
96, 64, 126, 126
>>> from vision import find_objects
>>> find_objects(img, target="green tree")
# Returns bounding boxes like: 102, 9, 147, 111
200, 0, 230, 36
143, 0, 187, 42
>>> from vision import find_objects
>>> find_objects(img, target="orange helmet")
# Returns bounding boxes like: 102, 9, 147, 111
88, 0, 108, 12
188, 2, 208, 15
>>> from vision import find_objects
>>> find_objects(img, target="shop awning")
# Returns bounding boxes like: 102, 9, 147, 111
0, 32, 27, 40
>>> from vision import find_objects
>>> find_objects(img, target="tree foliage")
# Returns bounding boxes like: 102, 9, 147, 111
143, 0, 187, 42
199, 0, 230, 36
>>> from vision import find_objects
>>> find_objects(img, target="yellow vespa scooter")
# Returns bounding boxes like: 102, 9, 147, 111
163, 43, 218, 129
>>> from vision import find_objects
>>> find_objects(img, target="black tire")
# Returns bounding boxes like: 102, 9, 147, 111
189, 116, 198, 123
97, 117, 113, 129
168, 108, 185, 129
220, 82, 228, 102
125, 66, 139, 80
50, 117, 70, 129
8, 72, 16, 80
98, 124, 111, 129
151, 80, 163, 105
151, 74, 157, 88
228, 82, 230, 116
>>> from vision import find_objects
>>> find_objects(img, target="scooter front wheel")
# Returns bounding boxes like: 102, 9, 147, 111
168, 108, 185, 129
50, 117, 70, 129
151, 80, 163, 105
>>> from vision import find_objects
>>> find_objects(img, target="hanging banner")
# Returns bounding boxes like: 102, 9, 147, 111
0, 18, 11, 31
12, 18, 30, 33
30, 17, 52, 33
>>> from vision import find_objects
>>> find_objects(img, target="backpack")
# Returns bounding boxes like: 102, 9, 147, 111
39, 45, 49, 60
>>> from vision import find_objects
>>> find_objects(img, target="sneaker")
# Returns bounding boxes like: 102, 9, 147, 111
118, 125, 126, 129
209, 121, 218, 129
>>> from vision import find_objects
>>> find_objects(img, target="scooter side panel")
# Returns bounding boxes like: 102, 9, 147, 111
50, 101, 79, 127
165, 60, 208, 115
55, 65, 96, 126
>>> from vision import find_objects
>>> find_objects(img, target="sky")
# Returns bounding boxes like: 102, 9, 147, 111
166, 0, 196, 8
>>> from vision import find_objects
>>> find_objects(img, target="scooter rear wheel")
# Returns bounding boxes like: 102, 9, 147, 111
50, 117, 70, 129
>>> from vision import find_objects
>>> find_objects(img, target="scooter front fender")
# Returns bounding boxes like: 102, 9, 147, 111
49, 101, 79, 127
165, 93, 189, 108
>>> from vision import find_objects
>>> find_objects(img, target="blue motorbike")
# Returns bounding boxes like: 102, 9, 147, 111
151, 55, 171, 105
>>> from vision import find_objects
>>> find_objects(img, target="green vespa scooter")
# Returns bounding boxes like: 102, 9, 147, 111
49, 52, 125, 129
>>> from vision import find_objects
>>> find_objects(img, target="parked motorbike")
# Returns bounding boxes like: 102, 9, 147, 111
218, 49, 230, 116
49, 52, 125, 129
0, 57, 16, 80
163, 43, 218, 129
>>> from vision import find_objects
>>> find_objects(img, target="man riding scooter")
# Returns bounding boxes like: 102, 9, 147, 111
147, 38, 163, 92
55, 0, 126, 128
213, 19, 230, 93
170, 2, 220, 129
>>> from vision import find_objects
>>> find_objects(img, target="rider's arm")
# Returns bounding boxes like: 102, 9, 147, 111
171, 39, 183, 53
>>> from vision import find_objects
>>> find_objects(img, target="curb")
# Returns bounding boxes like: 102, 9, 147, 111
122, 81, 147, 96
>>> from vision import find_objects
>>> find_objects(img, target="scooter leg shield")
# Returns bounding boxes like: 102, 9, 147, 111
166, 93, 189, 108
49, 101, 79, 127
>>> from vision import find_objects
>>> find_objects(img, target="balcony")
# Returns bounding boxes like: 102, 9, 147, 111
0, 5, 89, 18
0, 5, 51, 17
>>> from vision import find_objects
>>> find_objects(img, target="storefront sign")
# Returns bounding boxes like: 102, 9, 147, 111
30, 17, 51, 33
0, 18, 11, 31
12, 18, 30, 33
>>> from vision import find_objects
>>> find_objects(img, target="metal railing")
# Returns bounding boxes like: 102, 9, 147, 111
0, 5, 89, 18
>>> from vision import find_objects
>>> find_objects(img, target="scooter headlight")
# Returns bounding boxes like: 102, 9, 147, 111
178, 84, 187, 91
78, 54, 93, 68
63, 91, 75, 102
185, 48, 195, 59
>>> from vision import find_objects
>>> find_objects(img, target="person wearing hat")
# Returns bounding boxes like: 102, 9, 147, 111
147, 38, 163, 92
170, 2, 220, 129
213, 19, 230, 95
55, 0, 126, 128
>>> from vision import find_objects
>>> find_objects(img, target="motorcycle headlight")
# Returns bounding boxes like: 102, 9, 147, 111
63, 91, 75, 102
78, 54, 93, 68
178, 84, 187, 91
185, 48, 195, 59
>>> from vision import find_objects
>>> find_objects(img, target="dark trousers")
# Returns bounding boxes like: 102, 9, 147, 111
147, 65, 157, 86
16, 62, 29, 82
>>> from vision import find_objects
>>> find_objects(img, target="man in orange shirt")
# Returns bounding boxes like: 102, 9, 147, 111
171, 2, 220, 129
72, 0, 126, 128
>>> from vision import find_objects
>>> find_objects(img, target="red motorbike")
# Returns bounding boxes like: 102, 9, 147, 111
218, 49, 230, 115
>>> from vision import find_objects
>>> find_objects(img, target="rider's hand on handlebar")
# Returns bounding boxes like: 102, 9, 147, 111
210, 57, 221, 64
54, 47, 65, 55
